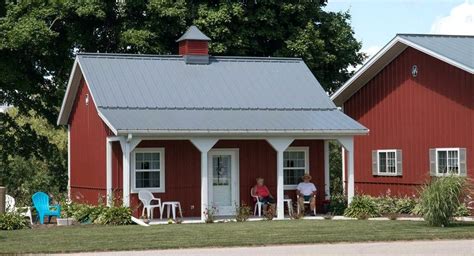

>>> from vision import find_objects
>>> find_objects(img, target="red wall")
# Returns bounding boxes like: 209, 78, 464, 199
179, 40, 209, 55
123, 139, 325, 217
69, 79, 113, 204
343, 47, 473, 196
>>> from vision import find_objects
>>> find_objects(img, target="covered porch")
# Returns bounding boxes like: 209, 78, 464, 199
105, 135, 356, 221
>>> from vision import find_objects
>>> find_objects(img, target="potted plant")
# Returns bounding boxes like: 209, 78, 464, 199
57, 200, 75, 226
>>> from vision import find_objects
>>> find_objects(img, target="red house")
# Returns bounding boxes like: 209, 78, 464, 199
57, 26, 367, 220
332, 34, 473, 196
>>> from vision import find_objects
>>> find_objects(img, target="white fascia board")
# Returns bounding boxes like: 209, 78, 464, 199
331, 36, 403, 104
115, 129, 369, 137
77, 61, 119, 135
397, 37, 474, 74
57, 58, 81, 125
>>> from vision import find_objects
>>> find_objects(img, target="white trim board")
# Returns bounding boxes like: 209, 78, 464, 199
331, 35, 474, 106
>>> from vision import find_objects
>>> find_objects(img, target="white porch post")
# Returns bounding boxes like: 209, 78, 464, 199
190, 138, 219, 221
341, 146, 346, 195
337, 137, 354, 203
106, 139, 112, 206
266, 138, 294, 220
67, 124, 71, 201
324, 140, 330, 200
119, 135, 142, 207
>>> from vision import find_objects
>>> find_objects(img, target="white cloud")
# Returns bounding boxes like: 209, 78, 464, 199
431, 1, 474, 35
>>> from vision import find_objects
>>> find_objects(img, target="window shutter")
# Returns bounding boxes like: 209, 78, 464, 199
429, 148, 436, 176
396, 150, 403, 176
459, 148, 467, 177
372, 150, 378, 176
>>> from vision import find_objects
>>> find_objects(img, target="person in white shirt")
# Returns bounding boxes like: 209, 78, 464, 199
296, 174, 317, 216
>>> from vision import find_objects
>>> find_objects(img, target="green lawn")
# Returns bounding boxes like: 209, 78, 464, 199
1, 220, 474, 254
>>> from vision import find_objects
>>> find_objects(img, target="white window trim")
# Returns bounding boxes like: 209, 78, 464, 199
376, 149, 398, 176
131, 147, 165, 193
283, 147, 310, 190
435, 148, 460, 176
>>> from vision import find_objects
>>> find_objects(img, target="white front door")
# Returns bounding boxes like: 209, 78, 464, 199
208, 149, 239, 216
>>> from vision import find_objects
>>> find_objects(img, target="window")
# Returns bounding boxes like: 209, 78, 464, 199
283, 147, 309, 189
132, 148, 165, 192
372, 149, 402, 176
436, 148, 460, 175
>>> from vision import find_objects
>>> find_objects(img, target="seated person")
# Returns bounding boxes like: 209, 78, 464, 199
297, 174, 317, 216
252, 177, 275, 214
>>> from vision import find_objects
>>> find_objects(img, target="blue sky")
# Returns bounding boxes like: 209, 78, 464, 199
324, 0, 474, 58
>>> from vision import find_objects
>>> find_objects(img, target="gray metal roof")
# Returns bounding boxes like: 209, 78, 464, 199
58, 53, 368, 134
78, 54, 337, 110
99, 108, 367, 135
176, 25, 211, 42
398, 34, 474, 70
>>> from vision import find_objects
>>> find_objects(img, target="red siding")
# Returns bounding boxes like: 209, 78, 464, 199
122, 139, 325, 217
344, 47, 473, 196
179, 40, 209, 55
69, 79, 113, 204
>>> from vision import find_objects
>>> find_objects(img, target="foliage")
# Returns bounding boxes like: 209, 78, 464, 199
203, 206, 218, 223
94, 206, 132, 225
0, 109, 67, 206
344, 195, 380, 219
0, 212, 29, 230
263, 205, 275, 221
454, 203, 470, 217
234, 203, 251, 222
394, 196, 418, 214
328, 193, 347, 215
329, 142, 343, 195
418, 176, 466, 227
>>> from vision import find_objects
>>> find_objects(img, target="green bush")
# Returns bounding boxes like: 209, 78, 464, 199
374, 196, 396, 215
0, 213, 29, 230
328, 193, 347, 215
394, 196, 418, 214
344, 195, 380, 219
235, 203, 251, 222
94, 206, 132, 225
419, 176, 466, 227
454, 203, 470, 217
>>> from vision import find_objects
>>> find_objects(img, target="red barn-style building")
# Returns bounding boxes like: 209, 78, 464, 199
57, 26, 367, 221
332, 34, 473, 196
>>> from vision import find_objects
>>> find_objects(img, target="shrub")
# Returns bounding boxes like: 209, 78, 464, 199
203, 206, 218, 223
394, 196, 417, 214
328, 193, 347, 215
0, 213, 29, 230
235, 203, 251, 222
374, 196, 396, 215
344, 195, 380, 219
95, 206, 132, 225
418, 176, 466, 227
454, 203, 470, 217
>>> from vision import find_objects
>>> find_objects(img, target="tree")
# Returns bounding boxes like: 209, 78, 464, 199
0, 0, 364, 124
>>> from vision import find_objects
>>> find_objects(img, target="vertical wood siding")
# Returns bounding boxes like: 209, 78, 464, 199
344, 47, 473, 196
122, 139, 325, 217
69, 79, 113, 204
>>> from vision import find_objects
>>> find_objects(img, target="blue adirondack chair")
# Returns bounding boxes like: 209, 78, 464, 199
32, 192, 61, 224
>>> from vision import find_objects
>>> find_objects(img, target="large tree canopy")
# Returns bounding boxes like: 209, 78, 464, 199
0, 0, 364, 123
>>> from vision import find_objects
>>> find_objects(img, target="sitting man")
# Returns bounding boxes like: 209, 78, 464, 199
252, 177, 275, 215
297, 174, 317, 216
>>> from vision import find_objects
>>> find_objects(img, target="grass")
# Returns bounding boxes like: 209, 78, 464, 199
1, 220, 474, 254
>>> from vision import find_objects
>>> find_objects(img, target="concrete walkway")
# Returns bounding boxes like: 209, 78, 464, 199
57, 240, 474, 256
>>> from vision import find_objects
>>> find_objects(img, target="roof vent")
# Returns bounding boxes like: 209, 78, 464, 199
177, 25, 211, 64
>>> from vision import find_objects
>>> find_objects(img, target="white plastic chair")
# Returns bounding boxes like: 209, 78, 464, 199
297, 194, 317, 216
251, 187, 263, 217
138, 191, 162, 219
5, 194, 33, 224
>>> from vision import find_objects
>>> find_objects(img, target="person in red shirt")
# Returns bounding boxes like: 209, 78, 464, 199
251, 177, 275, 214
